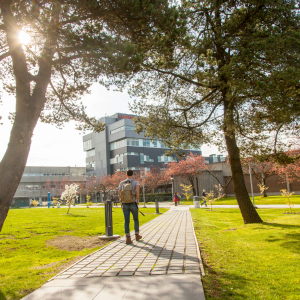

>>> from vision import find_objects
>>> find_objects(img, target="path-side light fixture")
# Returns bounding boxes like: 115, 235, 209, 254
249, 163, 255, 206
170, 175, 174, 202
143, 175, 148, 208
99, 195, 120, 241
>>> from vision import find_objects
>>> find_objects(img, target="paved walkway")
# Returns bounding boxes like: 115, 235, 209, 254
23, 207, 205, 300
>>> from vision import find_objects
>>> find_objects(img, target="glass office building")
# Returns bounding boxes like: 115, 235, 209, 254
83, 113, 202, 177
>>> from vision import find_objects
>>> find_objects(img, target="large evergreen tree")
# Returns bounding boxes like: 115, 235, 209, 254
0, 0, 178, 231
105, 0, 300, 223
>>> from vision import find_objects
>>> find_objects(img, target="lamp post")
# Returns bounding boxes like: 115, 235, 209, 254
143, 176, 148, 208
171, 175, 174, 202
249, 163, 255, 206
47, 192, 50, 208
286, 174, 291, 193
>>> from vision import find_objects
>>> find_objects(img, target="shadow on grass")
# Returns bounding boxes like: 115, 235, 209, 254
280, 233, 300, 254
0, 290, 7, 300
262, 222, 300, 229
266, 233, 300, 254
65, 214, 87, 218
201, 258, 249, 299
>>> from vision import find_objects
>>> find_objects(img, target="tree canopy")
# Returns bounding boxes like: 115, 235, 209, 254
165, 152, 209, 195
0, 0, 179, 231
104, 0, 300, 223
241, 157, 278, 197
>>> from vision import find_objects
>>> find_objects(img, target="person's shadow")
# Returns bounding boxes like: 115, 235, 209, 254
119, 239, 199, 264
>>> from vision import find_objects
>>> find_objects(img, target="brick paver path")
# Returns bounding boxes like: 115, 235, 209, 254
53, 207, 202, 280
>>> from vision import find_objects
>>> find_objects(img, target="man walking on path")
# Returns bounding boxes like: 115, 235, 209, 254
200, 189, 207, 207
118, 169, 142, 244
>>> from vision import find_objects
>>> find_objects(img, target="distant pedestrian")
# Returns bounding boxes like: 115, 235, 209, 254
177, 192, 181, 205
201, 189, 207, 207
174, 192, 178, 206
118, 169, 142, 244
112, 194, 118, 206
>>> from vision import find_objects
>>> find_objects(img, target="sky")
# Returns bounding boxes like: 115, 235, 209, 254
0, 83, 221, 167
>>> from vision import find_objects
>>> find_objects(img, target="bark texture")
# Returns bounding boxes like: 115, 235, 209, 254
0, 2, 60, 231
224, 101, 263, 223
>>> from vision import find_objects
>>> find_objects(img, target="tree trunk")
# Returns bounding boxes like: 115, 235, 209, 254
207, 170, 231, 197
224, 102, 263, 223
262, 177, 267, 197
0, 2, 59, 232
0, 98, 44, 231
188, 176, 196, 195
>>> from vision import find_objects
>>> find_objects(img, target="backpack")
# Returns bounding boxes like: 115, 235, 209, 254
121, 180, 135, 203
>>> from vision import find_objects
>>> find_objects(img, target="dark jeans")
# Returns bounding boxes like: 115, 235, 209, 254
122, 203, 139, 236
201, 200, 207, 206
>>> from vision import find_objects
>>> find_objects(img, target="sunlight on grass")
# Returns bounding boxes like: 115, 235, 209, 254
0, 207, 166, 300
180, 194, 300, 206
191, 208, 300, 300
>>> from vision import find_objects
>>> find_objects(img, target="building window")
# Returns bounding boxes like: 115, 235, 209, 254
124, 152, 139, 156
109, 138, 200, 151
127, 139, 139, 147
86, 149, 95, 158
110, 139, 127, 150
110, 125, 135, 135
110, 154, 124, 164
143, 140, 150, 147
83, 139, 93, 150
140, 153, 144, 164
158, 155, 174, 162
86, 162, 95, 170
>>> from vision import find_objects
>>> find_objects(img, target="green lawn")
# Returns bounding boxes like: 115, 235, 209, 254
179, 194, 300, 205
191, 208, 300, 300
0, 207, 166, 300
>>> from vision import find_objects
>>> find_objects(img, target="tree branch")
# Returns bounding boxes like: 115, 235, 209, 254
52, 53, 105, 65
208, 170, 232, 188
0, 51, 10, 61
144, 65, 219, 89
178, 88, 218, 112
172, 99, 223, 130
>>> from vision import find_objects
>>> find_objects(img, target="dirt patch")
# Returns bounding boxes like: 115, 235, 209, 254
0, 234, 15, 240
46, 235, 110, 251
223, 228, 237, 231
34, 261, 61, 270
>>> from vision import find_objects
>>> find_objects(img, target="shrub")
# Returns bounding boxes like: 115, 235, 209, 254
145, 193, 172, 202
280, 189, 295, 213
31, 200, 39, 207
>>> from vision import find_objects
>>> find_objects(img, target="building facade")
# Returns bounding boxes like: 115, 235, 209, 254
83, 113, 202, 177
12, 166, 86, 207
